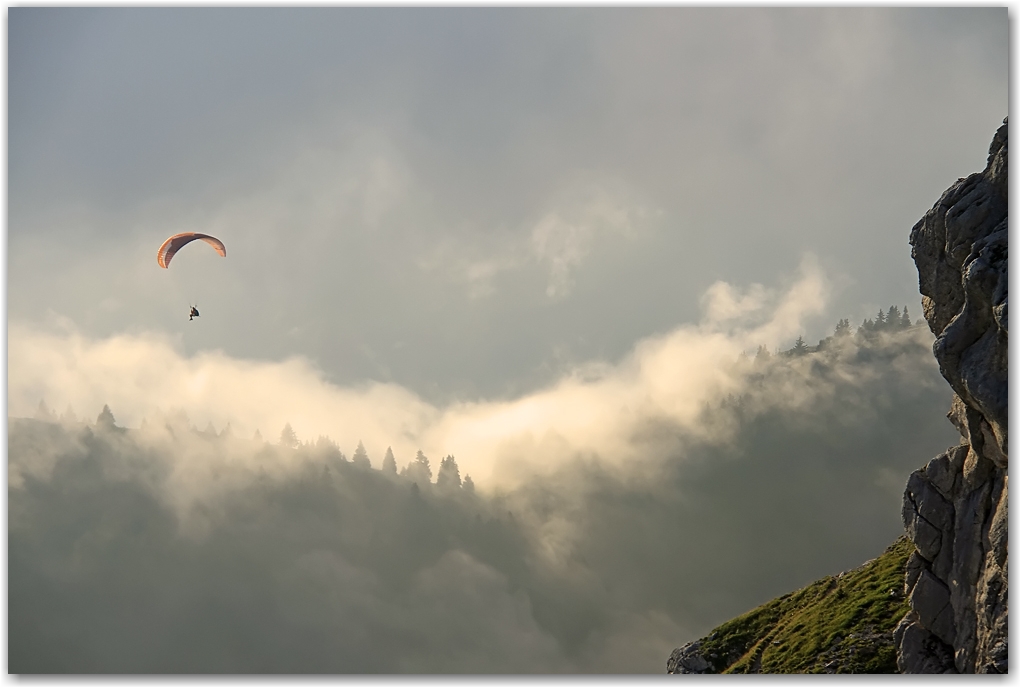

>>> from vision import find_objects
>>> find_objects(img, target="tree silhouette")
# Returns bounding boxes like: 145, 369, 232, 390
96, 404, 117, 430
314, 435, 342, 461
382, 447, 397, 473
35, 400, 56, 422
415, 450, 432, 480
901, 306, 912, 328
436, 455, 462, 490
462, 474, 476, 494
352, 441, 371, 469
792, 336, 808, 356
279, 423, 298, 448
403, 450, 433, 485
887, 305, 900, 329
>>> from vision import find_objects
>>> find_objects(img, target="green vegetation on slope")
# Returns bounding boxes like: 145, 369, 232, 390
684, 537, 913, 674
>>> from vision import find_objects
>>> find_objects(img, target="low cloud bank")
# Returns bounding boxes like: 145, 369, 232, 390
8, 260, 962, 673
9, 320, 957, 673
10, 257, 831, 490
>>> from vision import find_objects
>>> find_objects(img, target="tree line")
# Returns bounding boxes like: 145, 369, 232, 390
753, 304, 918, 361
33, 401, 476, 494
32, 303, 920, 492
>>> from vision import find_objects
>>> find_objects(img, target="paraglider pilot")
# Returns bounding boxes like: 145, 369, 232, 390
154, 232, 225, 323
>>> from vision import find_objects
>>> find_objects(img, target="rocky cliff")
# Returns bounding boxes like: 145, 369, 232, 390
895, 118, 1008, 673
665, 120, 1008, 675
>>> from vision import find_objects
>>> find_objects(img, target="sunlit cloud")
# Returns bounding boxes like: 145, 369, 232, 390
7, 258, 955, 675
10, 256, 829, 491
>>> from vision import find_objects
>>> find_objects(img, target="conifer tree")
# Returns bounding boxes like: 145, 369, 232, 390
352, 441, 371, 468
462, 474, 475, 494
382, 447, 397, 473
96, 404, 117, 430
875, 308, 886, 330
314, 435, 342, 461
436, 455, 462, 490
415, 450, 432, 480
404, 450, 433, 484
901, 306, 912, 327
279, 423, 299, 448
35, 400, 55, 422
887, 305, 900, 329
792, 335, 808, 355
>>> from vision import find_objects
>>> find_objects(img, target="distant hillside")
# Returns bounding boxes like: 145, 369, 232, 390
668, 538, 912, 674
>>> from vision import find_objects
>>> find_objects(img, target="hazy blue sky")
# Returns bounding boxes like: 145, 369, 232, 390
9, 8, 1007, 406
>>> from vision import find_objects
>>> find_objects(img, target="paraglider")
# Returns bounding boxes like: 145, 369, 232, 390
157, 232, 226, 321
156, 232, 226, 269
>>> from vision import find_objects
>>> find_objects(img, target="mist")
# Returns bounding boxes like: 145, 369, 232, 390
8, 8, 1004, 674
9, 268, 959, 673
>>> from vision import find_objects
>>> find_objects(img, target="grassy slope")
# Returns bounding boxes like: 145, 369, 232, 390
692, 537, 913, 674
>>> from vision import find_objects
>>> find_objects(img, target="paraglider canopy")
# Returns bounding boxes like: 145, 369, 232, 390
157, 232, 226, 269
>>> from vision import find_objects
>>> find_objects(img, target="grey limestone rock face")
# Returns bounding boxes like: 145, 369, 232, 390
898, 118, 1008, 674
666, 641, 712, 674
894, 611, 958, 673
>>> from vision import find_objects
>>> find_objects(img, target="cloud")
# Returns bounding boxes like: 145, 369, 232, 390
8, 310, 959, 673
528, 186, 654, 299
6, 10, 1002, 673
700, 280, 771, 324
8, 9, 1006, 413
415, 239, 525, 300
416, 181, 656, 300
529, 212, 592, 298
7, 432, 565, 672
10, 255, 826, 493
8, 254, 959, 674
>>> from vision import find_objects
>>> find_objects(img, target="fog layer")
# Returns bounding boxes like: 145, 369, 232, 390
11, 259, 831, 490
10, 277, 958, 672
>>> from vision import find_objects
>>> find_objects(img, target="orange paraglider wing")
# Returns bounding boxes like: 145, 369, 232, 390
157, 232, 227, 268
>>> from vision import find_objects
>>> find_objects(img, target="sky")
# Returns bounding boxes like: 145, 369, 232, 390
5, 6, 1009, 675
8, 8, 1007, 406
